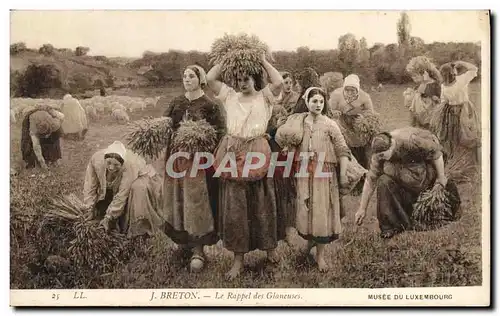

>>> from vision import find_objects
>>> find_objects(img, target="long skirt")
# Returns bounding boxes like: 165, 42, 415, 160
295, 162, 344, 244
218, 178, 278, 253
268, 137, 296, 240
21, 130, 62, 169
162, 160, 219, 248
94, 173, 164, 238
432, 102, 480, 160
350, 145, 371, 194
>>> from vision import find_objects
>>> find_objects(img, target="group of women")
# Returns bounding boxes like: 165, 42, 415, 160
19, 52, 480, 279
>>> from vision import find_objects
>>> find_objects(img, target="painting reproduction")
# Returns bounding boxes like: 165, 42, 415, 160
9, 10, 491, 307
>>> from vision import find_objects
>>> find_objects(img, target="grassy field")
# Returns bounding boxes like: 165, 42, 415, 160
10, 83, 484, 289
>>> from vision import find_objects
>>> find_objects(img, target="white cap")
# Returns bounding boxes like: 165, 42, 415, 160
105, 141, 126, 162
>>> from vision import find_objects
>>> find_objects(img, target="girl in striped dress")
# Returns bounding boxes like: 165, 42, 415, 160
276, 87, 351, 272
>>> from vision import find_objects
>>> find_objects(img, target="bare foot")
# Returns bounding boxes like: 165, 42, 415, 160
225, 260, 243, 281
267, 249, 280, 264
317, 256, 329, 272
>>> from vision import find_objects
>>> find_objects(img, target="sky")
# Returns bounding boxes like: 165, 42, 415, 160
9, 10, 487, 58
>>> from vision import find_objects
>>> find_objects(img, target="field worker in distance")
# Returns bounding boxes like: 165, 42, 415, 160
266, 71, 300, 246
60, 94, 88, 141
161, 65, 225, 273
292, 67, 321, 114
354, 127, 454, 239
328, 74, 375, 193
276, 87, 351, 272
206, 52, 284, 280
431, 61, 481, 163
404, 56, 442, 130
21, 104, 65, 170
276, 71, 300, 115
83, 141, 165, 239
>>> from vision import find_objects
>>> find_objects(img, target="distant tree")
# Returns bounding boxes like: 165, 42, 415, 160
15, 64, 62, 97
10, 42, 27, 55
397, 11, 411, 47
39, 44, 55, 56
75, 46, 90, 56
338, 33, 360, 75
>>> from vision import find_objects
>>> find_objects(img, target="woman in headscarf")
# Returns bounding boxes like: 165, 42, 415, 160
328, 74, 376, 193
83, 140, 164, 239
292, 67, 321, 114
21, 105, 65, 170
160, 64, 225, 273
206, 53, 283, 280
354, 127, 459, 239
404, 56, 442, 130
60, 94, 88, 140
430, 61, 481, 163
276, 87, 351, 271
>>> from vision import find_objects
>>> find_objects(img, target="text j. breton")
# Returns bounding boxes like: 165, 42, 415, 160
149, 291, 199, 301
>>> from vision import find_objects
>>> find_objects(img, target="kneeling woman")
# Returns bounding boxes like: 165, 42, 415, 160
83, 141, 164, 238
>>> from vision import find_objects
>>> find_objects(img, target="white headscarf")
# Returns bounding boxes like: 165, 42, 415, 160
104, 141, 127, 164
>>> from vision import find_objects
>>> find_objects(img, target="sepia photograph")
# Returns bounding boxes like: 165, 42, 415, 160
8, 9, 490, 307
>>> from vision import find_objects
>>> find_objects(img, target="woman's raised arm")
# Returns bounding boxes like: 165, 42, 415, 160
206, 64, 224, 96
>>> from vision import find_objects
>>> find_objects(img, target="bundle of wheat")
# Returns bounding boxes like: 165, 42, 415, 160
405, 56, 442, 82
412, 181, 461, 230
352, 112, 382, 145
340, 156, 368, 195
445, 148, 478, 184
320, 72, 344, 94
171, 118, 219, 154
209, 33, 273, 86
43, 194, 129, 271
126, 117, 173, 160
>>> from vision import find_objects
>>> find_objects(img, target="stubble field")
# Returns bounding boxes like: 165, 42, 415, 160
10, 83, 484, 289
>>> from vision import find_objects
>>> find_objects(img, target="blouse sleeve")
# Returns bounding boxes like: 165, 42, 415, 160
366, 153, 385, 185
160, 97, 175, 117
328, 119, 351, 159
456, 69, 478, 88
215, 83, 234, 106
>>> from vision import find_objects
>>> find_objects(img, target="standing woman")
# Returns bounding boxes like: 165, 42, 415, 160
276, 87, 351, 271
276, 71, 300, 115
404, 56, 442, 130
60, 94, 88, 140
431, 61, 481, 162
21, 105, 65, 170
206, 53, 283, 280
161, 65, 225, 273
293, 67, 321, 114
328, 74, 376, 193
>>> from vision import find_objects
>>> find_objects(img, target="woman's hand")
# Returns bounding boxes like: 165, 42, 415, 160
100, 216, 111, 232
330, 110, 341, 119
281, 146, 289, 155
435, 175, 448, 188
355, 207, 366, 226
340, 171, 349, 188
260, 52, 267, 63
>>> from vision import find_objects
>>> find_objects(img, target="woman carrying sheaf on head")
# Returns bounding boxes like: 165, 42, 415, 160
206, 53, 284, 280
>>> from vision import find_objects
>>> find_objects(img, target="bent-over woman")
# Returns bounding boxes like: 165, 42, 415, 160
21, 105, 65, 170
83, 141, 164, 239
